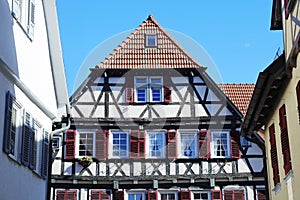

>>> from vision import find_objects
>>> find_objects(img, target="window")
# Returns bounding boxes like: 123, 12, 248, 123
279, 104, 292, 175
134, 76, 163, 102
52, 137, 60, 150
11, 0, 35, 40
256, 189, 267, 200
148, 131, 165, 158
161, 193, 176, 200
146, 34, 157, 47
211, 132, 230, 158
180, 131, 197, 158
3, 92, 22, 160
193, 192, 209, 200
90, 190, 110, 200
79, 132, 94, 157
269, 123, 280, 187
128, 193, 145, 200
223, 190, 244, 200
241, 136, 251, 147
56, 190, 77, 200
112, 131, 129, 157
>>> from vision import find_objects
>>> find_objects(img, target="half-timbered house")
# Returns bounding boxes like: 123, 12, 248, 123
50, 15, 266, 200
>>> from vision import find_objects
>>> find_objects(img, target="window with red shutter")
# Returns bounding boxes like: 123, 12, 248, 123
198, 130, 210, 158
167, 130, 177, 158
211, 190, 221, 200
65, 130, 76, 159
269, 124, 280, 186
91, 190, 110, 200
257, 189, 267, 200
223, 190, 244, 200
56, 190, 77, 200
296, 80, 300, 123
113, 190, 124, 200
230, 131, 241, 159
179, 190, 190, 200
279, 104, 292, 175
130, 130, 145, 158
96, 130, 108, 159
164, 87, 172, 102
126, 88, 134, 103
147, 190, 158, 200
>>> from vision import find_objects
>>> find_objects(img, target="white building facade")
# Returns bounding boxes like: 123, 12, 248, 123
0, 0, 69, 199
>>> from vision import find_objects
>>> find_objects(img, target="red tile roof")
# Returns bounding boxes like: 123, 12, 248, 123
218, 84, 255, 117
97, 15, 205, 69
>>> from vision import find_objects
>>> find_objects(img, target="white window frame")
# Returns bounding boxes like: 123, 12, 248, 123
192, 191, 211, 200
178, 130, 198, 158
145, 34, 157, 47
109, 130, 130, 158
52, 136, 61, 150
159, 190, 178, 200
127, 191, 146, 200
210, 131, 230, 158
76, 130, 95, 158
147, 131, 166, 158
134, 76, 163, 103
7, 100, 23, 161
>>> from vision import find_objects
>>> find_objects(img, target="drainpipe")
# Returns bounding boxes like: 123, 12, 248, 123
46, 105, 71, 200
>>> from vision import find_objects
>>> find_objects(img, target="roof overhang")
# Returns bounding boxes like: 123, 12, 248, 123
270, 0, 283, 30
241, 54, 290, 136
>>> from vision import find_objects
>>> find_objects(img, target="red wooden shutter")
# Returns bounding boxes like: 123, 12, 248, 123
113, 190, 124, 200
179, 190, 190, 200
56, 190, 65, 200
211, 190, 222, 200
224, 190, 233, 200
147, 190, 158, 200
130, 130, 145, 158
126, 88, 134, 103
66, 191, 77, 200
233, 190, 244, 200
3, 92, 13, 154
167, 130, 177, 158
91, 190, 101, 200
230, 131, 240, 158
296, 81, 300, 123
198, 130, 210, 158
279, 104, 292, 174
96, 130, 108, 159
269, 124, 280, 186
257, 189, 266, 200
164, 76, 172, 102
65, 130, 76, 159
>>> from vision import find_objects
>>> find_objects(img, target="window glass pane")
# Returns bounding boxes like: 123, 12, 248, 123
112, 132, 128, 157
149, 132, 164, 158
79, 132, 94, 156
146, 35, 157, 47
212, 132, 229, 157
161, 193, 175, 200
194, 193, 209, 200
181, 132, 196, 157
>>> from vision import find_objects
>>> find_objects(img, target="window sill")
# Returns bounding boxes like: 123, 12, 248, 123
284, 169, 294, 184
272, 183, 281, 195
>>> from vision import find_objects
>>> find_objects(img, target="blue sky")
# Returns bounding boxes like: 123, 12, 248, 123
56, 1, 283, 95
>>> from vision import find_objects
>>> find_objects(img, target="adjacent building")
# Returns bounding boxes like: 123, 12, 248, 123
242, 0, 300, 199
0, 0, 69, 199
50, 15, 266, 200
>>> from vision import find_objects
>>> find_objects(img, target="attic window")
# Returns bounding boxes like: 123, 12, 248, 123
145, 34, 157, 47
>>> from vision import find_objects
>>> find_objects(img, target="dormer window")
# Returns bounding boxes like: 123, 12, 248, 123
145, 34, 157, 47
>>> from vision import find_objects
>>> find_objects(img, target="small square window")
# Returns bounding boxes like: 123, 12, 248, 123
52, 137, 60, 150
146, 34, 157, 47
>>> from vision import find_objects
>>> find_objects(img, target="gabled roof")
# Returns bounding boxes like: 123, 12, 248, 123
218, 84, 255, 117
97, 15, 205, 69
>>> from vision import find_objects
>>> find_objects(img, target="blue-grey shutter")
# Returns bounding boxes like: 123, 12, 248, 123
41, 130, 49, 178
3, 92, 13, 154
27, 0, 35, 39
21, 111, 31, 166
29, 118, 37, 170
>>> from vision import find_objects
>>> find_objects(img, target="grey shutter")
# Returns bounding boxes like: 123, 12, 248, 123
21, 111, 31, 166
3, 92, 13, 154
27, 0, 35, 39
29, 118, 37, 170
41, 130, 49, 178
